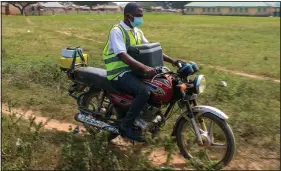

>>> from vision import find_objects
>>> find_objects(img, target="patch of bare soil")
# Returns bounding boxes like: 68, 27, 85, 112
25, 16, 33, 24
202, 64, 280, 83
55, 31, 105, 44
1, 104, 83, 132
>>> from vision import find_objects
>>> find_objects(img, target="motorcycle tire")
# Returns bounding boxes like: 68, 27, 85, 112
175, 112, 236, 169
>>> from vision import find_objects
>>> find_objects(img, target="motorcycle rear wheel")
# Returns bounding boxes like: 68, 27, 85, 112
81, 90, 119, 141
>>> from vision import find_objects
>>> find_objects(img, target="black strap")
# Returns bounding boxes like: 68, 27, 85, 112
70, 49, 77, 72
77, 48, 86, 65
118, 24, 130, 50
69, 47, 87, 73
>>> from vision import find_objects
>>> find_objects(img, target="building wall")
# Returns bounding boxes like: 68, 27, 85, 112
270, 7, 280, 16
269, 7, 280, 13
249, 7, 270, 16
2, 4, 35, 15
7, 4, 21, 15
220, 7, 230, 15
185, 6, 272, 16
1, 5, 6, 14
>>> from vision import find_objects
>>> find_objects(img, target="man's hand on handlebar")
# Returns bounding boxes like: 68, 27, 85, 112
173, 59, 186, 68
162, 53, 185, 68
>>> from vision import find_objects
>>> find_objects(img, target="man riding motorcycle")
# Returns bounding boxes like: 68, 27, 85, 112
103, 2, 182, 141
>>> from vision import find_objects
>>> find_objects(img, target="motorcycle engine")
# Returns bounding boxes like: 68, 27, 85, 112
134, 105, 162, 131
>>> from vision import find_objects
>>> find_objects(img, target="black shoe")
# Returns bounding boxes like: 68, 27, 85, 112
119, 125, 145, 142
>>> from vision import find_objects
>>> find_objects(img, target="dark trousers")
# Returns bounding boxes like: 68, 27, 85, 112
111, 72, 151, 128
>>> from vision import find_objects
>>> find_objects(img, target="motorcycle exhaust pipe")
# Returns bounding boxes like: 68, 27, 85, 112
74, 113, 119, 134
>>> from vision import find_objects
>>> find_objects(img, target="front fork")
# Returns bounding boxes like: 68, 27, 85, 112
185, 99, 204, 145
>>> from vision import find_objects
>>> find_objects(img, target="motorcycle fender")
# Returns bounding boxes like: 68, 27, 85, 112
193, 105, 229, 120
171, 106, 228, 136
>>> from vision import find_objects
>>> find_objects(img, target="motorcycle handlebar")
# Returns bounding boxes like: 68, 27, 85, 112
155, 67, 162, 74
175, 61, 184, 69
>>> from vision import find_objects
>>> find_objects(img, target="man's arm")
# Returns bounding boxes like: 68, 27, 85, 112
163, 53, 176, 65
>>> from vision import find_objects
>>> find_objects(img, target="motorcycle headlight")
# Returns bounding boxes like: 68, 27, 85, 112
194, 75, 207, 94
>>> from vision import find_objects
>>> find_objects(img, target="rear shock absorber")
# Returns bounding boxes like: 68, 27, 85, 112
97, 90, 105, 113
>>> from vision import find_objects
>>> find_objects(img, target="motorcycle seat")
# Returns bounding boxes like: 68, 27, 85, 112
73, 67, 119, 93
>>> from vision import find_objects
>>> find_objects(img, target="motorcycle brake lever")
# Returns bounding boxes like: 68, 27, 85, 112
177, 62, 182, 68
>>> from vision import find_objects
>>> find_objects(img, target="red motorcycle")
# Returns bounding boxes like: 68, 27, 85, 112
62, 46, 235, 168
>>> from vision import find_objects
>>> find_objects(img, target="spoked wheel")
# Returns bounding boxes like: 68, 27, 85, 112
176, 112, 236, 169
81, 90, 112, 133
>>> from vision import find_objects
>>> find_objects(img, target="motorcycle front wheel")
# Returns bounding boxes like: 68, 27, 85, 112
175, 112, 236, 169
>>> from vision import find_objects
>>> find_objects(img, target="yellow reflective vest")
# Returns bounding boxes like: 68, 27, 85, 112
103, 24, 143, 80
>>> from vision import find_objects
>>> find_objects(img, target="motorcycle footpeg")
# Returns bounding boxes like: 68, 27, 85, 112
130, 140, 135, 145
72, 126, 80, 134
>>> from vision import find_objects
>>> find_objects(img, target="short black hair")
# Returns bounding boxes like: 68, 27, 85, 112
124, 2, 141, 15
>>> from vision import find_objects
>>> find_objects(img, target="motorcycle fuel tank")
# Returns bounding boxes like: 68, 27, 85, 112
142, 76, 173, 104
110, 75, 174, 108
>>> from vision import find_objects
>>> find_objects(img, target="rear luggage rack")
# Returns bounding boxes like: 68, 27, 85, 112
60, 47, 88, 80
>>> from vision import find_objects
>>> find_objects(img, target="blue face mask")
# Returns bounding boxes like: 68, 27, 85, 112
130, 15, 143, 28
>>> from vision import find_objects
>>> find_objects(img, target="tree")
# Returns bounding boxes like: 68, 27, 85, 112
171, 2, 189, 9
166, 1, 192, 14
137, 2, 157, 11
107, 2, 117, 6
155, 2, 166, 7
163, 1, 191, 10
8, 2, 37, 15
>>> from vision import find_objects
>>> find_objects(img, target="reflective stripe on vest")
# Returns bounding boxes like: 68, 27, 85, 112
103, 24, 143, 80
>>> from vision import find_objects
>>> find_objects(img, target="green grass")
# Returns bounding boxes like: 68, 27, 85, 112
2, 14, 280, 120
2, 13, 280, 170
3, 14, 280, 77
2, 114, 157, 170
